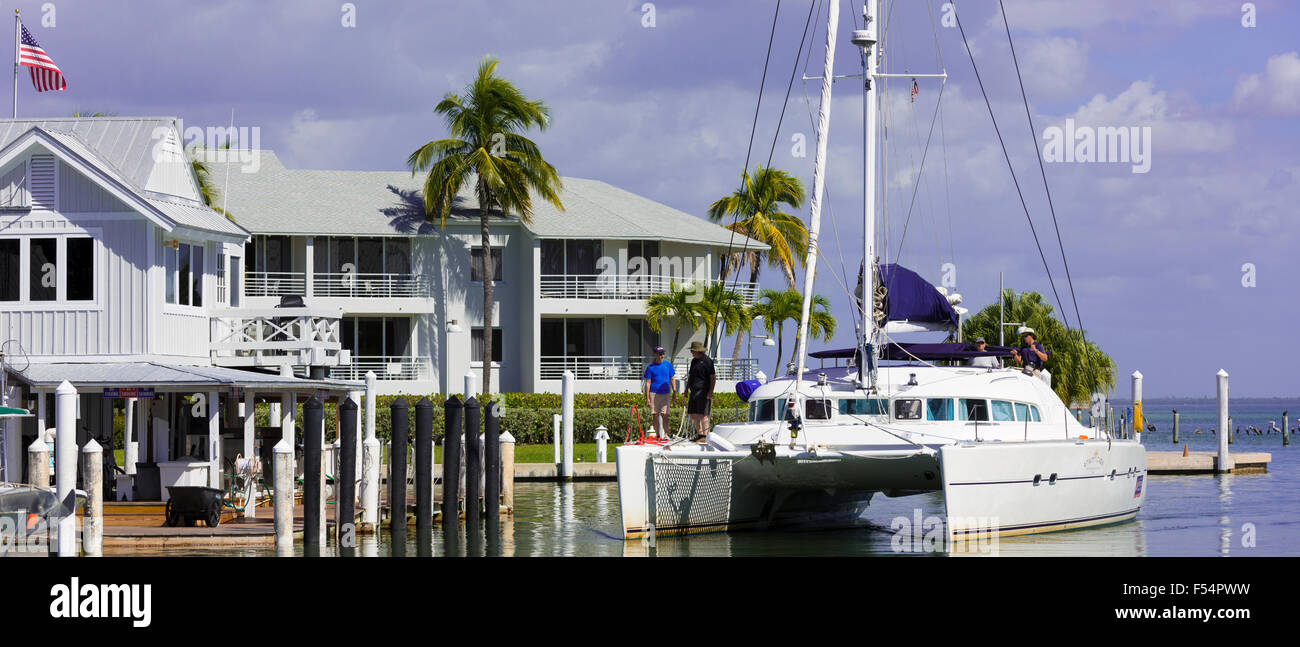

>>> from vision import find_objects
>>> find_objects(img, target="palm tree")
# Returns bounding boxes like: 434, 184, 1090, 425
750, 289, 802, 376
646, 282, 699, 357
790, 294, 837, 369
408, 56, 563, 393
706, 165, 808, 360
961, 289, 1116, 405
187, 143, 233, 220
692, 283, 747, 354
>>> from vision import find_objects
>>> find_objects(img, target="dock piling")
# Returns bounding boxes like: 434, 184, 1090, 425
485, 402, 501, 540
273, 439, 294, 553
415, 398, 433, 555
81, 439, 102, 557
501, 431, 515, 512
362, 371, 380, 534
54, 381, 76, 557
443, 395, 463, 533
339, 397, 358, 556
1172, 409, 1180, 444
27, 437, 48, 489
561, 371, 575, 480
595, 425, 609, 463
1284, 410, 1290, 447
303, 397, 323, 555
390, 399, 410, 557
465, 396, 482, 529
1216, 369, 1231, 472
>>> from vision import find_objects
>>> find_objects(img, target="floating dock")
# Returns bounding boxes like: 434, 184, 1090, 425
1146, 451, 1271, 474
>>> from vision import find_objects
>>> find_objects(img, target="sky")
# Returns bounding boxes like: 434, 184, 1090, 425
11, 0, 1298, 397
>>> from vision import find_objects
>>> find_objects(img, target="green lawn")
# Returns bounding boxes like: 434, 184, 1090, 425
112, 443, 616, 468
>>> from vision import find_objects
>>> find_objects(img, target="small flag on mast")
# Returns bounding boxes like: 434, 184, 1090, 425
19, 22, 66, 92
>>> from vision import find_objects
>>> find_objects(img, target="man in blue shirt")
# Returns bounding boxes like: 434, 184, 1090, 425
1010, 327, 1049, 375
643, 346, 676, 437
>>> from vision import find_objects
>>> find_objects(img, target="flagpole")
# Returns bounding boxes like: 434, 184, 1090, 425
12, 9, 19, 118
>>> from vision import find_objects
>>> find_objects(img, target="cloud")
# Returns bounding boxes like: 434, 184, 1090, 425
1232, 52, 1300, 116
1065, 80, 1234, 154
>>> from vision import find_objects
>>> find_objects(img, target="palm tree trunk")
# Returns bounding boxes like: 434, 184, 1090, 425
479, 196, 494, 395
773, 323, 784, 376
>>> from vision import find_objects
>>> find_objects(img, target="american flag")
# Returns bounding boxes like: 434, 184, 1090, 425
19, 23, 66, 92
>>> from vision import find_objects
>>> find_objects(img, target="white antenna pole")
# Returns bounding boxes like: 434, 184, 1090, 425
858, 0, 879, 389
793, 0, 839, 400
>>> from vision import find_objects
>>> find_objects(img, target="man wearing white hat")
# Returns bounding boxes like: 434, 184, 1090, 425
1009, 327, 1049, 377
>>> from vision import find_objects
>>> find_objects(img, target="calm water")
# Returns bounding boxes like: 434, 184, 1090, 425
110, 398, 1300, 557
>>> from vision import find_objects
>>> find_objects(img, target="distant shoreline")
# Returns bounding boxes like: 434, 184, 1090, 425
1107, 397, 1299, 404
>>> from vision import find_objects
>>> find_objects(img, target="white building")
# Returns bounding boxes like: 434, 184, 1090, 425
215, 150, 764, 395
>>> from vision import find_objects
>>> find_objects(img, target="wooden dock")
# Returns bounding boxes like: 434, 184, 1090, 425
1147, 451, 1271, 474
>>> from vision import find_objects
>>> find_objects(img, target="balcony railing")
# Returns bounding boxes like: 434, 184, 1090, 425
540, 355, 759, 381
209, 307, 350, 368
244, 271, 428, 298
538, 274, 758, 304
329, 356, 432, 381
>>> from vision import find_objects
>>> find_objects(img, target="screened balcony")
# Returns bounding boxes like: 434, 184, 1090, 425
243, 234, 427, 298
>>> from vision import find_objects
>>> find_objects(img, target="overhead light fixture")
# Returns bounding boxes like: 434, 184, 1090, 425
446, 319, 463, 333
762, 338, 776, 347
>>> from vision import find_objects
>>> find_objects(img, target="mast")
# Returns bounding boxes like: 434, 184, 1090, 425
855, 0, 879, 389
792, 0, 839, 399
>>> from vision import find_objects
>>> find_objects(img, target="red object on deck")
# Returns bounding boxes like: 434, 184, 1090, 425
624, 405, 670, 446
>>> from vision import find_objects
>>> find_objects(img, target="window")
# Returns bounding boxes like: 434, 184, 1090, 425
340, 315, 413, 357
627, 319, 660, 365
470, 247, 503, 283
471, 327, 503, 363
894, 398, 923, 420
29, 238, 56, 301
805, 399, 832, 420
750, 399, 776, 422
0, 239, 18, 301
166, 242, 206, 307
839, 398, 887, 416
926, 398, 955, 421
959, 399, 989, 422
216, 254, 227, 304
1029, 405, 1042, 422
1014, 402, 1030, 422
991, 400, 1015, 422
66, 237, 94, 301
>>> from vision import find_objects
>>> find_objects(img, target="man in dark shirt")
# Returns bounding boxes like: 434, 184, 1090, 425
1009, 327, 1049, 374
686, 340, 716, 443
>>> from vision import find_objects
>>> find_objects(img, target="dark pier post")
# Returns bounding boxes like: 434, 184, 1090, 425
443, 395, 463, 548
485, 398, 501, 555
1283, 410, 1290, 447
339, 398, 358, 557
1171, 409, 1179, 444
390, 398, 410, 557
1228, 416, 1234, 445
415, 397, 433, 557
303, 397, 323, 557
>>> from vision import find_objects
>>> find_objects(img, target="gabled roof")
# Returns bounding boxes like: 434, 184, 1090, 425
0, 117, 248, 239
211, 150, 769, 249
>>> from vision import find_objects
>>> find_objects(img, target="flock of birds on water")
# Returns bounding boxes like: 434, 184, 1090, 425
1146, 421, 1300, 435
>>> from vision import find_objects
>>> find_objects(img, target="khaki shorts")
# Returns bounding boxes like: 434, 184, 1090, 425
649, 393, 671, 416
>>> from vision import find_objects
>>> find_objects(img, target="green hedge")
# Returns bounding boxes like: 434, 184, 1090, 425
243, 393, 746, 445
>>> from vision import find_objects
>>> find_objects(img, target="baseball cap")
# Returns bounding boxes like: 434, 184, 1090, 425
974, 337, 986, 344
653, 346, 665, 354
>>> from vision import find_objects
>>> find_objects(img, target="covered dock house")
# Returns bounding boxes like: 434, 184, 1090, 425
0, 117, 368, 502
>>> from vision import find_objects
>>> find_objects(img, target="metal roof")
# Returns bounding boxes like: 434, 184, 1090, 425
210, 150, 769, 249
0, 118, 248, 239
8, 362, 362, 392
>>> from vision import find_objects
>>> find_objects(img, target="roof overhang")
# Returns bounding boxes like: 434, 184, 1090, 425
6, 362, 362, 394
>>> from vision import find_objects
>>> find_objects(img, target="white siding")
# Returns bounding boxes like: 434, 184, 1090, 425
0, 161, 26, 208
59, 161, 131, 212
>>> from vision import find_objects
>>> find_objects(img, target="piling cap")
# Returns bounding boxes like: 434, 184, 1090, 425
273, 438, 293, 453
82, 438, 102, 454
55, 380, 76, 395
500, 431, 516, 444
1131, 370, 1143, 378
1216, 368, 1229, 377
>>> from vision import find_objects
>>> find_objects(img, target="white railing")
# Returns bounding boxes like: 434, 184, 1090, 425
540, 355, 759, 381
538, 274, 758, 304
245, 272, 306, 297
330, 356, 431, 381
209, 307, 350, 367
312, 272, 428, 298
244, 271, 428, 298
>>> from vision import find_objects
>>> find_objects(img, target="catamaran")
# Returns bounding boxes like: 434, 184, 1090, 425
616, 0, 1146, 543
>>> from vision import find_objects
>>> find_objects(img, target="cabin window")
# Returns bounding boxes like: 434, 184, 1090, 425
1014, 402, 1030, 421
926, 398, 955, 421
893, 398, 923, 420
806, 399, 832, 420
0, 239, 19, 301
470, 247, 503, 283
991, 400, 1015, 421
66, 237, 94, 301
1029, 405, 1042, 422
750, 399, 777, 422
29, 238, 57, 301
959, 398, 989, 421
838, 398, 887, 416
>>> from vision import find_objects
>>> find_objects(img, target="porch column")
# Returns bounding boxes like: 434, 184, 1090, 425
304, 236, 315, 297
124, 397, 138, 476
134, 398, 147, 471
208, 390, 221, 489
36, 390, 47, 438
243, 389, 257, 518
